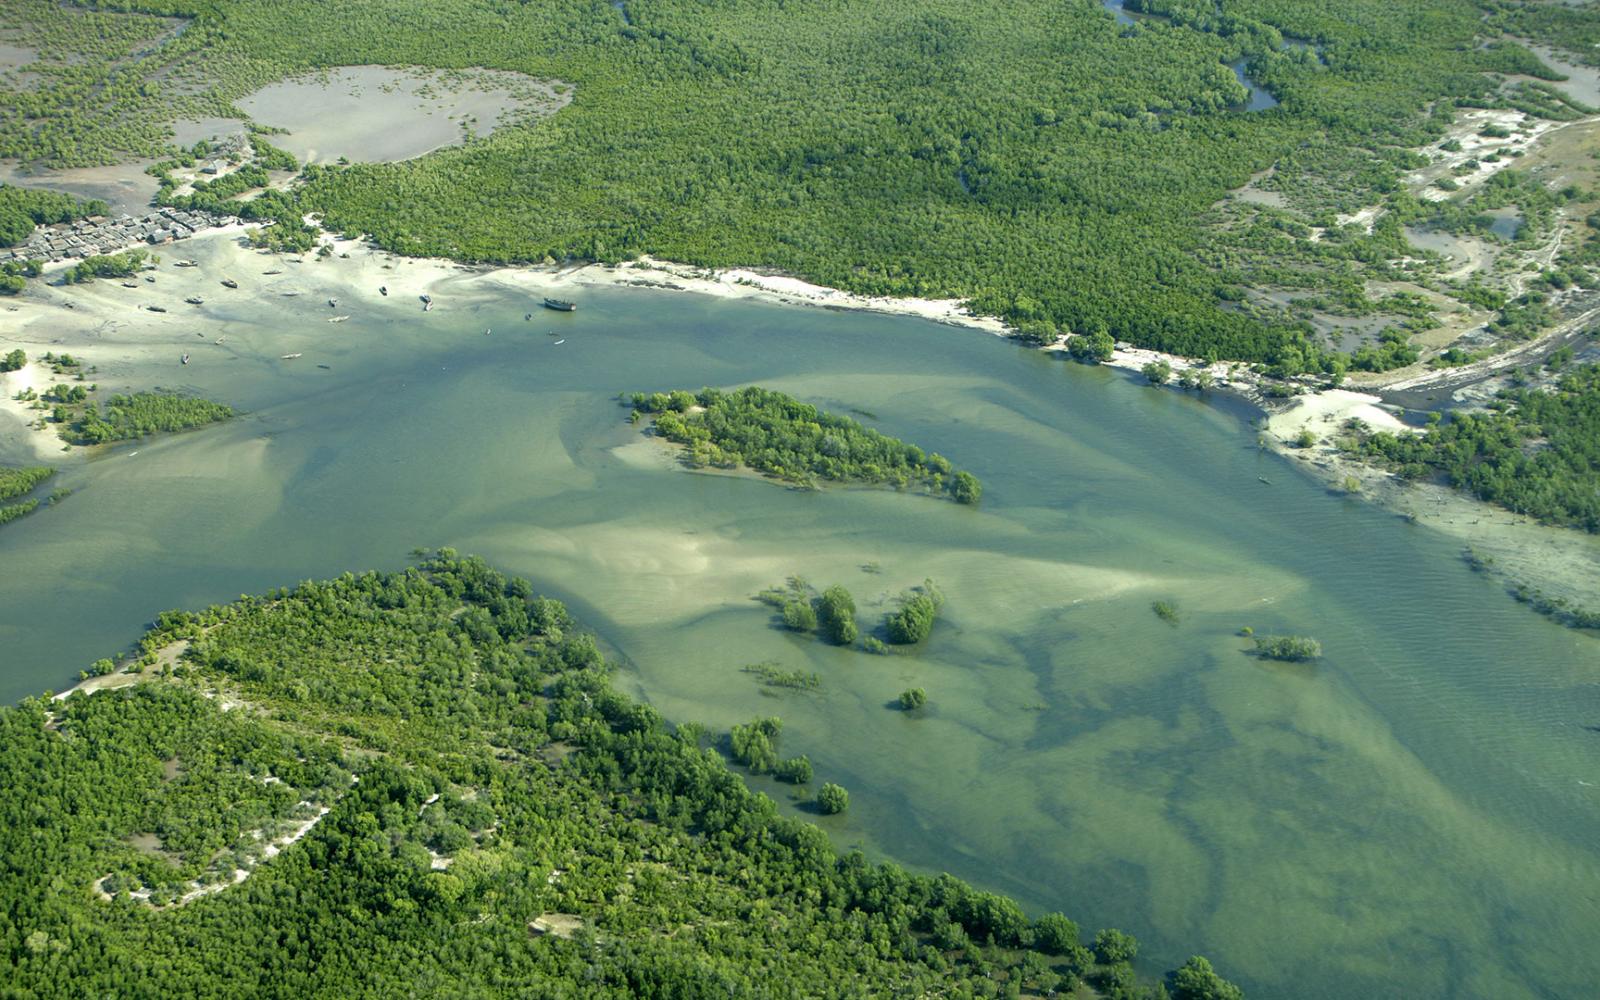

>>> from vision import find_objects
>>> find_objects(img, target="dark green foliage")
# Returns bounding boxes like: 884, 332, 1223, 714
781, 599, 817, 632
898, 688, 926, 711
61, 249, 149, 284
817, 782, 850, 815
61, 391, 232, 445
1, 348, 25, 371
1251, 635, 1323, 661
1143, 359, 1173, 385
0, 184, 105, 247
1033, 912, 1081, 954
0, 499, 41, 525
774, 755, 813, 784
885, 580, 943, 645
0, 465, 54, 502
1172, 955, 1247, 1000
636, 386, 980, 501
951, 470, 982, 505
1354, 365, 1600, 532
1152, 600, 1180, 625
729, 716, 783, 773
0, 552, 1236, 997
817, 585, 858, 645
1069, 331, 1117, 364
1094, 927, 1140, 965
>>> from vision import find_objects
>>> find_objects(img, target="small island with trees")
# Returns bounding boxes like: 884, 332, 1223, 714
629, 387, 981, 503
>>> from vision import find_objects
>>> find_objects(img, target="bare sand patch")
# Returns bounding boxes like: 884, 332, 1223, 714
234, 65, 571, 165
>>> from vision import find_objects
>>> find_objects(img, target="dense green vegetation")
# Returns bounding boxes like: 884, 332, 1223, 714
885, 580, 944, 645
1351, 364, 1600, 532
0, 464, 54, 502
0, 553, 1238, 996
1, 348, 25, 371
60, 390, 233, 445
1250, 635, 1323, 661
816, 782, 851, 816
633, 386, 981, 501
7, 0, 1596, 368
898, 687, 927, 711
0, 184, 105, 247
61, 248, 151, 284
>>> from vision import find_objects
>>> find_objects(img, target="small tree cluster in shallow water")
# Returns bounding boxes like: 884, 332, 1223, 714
633, 387, 982, 502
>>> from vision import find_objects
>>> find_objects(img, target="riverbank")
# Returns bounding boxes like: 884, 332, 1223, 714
3, 223, 1596, 625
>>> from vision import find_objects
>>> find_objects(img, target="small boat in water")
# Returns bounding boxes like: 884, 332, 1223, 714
180, 354, 190, 365
484, 327, 491, 335
327, 297, 338, 308
317, 364, 331, 370
329, 315, 350, 323
543, 297, 577, 312
281, 353, 303, 360
185, 296, 204, 305
420, 294, 432, 305
552, 339, 565, 345
379, 286, 388, 296
221, 278, 238, 289
214, 337, 225, 345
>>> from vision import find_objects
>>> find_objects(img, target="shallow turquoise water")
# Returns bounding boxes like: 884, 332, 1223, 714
1, 255, 1597, 999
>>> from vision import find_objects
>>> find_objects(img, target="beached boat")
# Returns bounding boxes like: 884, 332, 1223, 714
379, 286, 388, 296
327, 297, 338, 308
552, 339, 565, 345
280, 353, 303, 360
543, 297, 577, 312
221, 278, 238, 289
185, 296, 204, 305
420, 294, 432, 304
263, 269, 283, 275
120, 281, 139, 288
148, 305, 167, 313
423, 300, 433, 312
180, 354, 190, 365
175, 260, 198, 268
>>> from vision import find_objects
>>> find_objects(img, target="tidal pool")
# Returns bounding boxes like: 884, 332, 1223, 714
0, 259, 1597, 999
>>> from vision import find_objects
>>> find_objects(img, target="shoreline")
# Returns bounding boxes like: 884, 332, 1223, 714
4, 224, 1597, 619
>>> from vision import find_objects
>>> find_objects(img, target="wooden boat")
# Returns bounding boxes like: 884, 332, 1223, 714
185, 296, 204, 305
329, 315, 350, 323
280, 353, 302, 360
543, 297, 577, 312
484, 327, 491, 335
423, 300, 433, 312
552, 339, 565, 345
327, 297, 338, 308
317, 364, 331, 370
419, 294, 432, 305
180, 354, 190, 365
263, 269, 283, 275
175, 260, 198, 268
120, 281, 139, 288
147, 305, 167, 313
379, 286, 388, 296
221, 278, 238, 289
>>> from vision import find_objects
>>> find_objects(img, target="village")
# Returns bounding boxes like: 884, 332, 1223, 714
2, 206, 235, 266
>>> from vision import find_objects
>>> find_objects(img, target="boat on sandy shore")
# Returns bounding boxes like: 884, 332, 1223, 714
185, 296, 204, 305
280, 353, 302, 360
543, 297, 577, 312
221, 278, 238, 289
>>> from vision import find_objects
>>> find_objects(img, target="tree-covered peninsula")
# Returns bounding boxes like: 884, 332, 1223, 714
0, 553, 1242, 999
632, 387, 982, 501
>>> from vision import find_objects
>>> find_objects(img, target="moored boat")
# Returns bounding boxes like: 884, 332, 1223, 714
221, 278, 238, 289
185, 296, 204, 305
281, 352, 303, 360
543, 297, 577, 312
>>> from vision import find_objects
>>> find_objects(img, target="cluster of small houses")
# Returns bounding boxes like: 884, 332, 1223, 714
3, 207, 232, 265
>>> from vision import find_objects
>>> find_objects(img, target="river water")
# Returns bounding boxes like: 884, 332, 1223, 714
0, 262, 1596, 999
